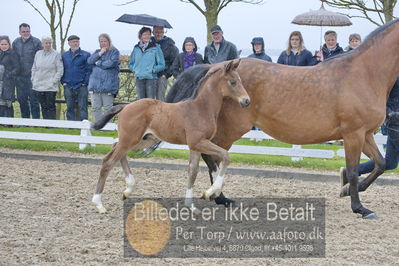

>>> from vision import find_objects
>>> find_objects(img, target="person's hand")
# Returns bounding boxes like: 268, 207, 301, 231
99, 47, 107, 56
315, 50, 323, 62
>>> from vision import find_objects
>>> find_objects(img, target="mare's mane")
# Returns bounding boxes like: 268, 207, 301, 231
165, 64, 212, 103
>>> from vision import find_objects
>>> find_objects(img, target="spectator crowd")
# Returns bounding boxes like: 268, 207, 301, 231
0, 22, 362, 122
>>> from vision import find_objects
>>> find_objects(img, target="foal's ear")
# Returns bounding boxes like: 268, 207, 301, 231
225, 60, 234, 73
232, 59, 241, 70
225, 59, 240, 73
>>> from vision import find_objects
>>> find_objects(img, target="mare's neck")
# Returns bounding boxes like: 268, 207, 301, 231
361, 21, 399, 88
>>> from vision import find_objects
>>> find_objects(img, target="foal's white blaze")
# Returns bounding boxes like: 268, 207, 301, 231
92, 194, 107, 214
123, 174, 136, 197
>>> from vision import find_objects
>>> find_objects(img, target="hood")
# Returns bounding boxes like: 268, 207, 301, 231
251, 37, 265, 54
182, 37, 198, 52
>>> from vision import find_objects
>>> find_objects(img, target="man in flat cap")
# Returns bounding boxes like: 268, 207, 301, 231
61, 35, 91, 121
204, 24, 238, 64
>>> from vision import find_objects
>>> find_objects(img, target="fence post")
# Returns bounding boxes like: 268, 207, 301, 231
79, 120, 94, 150
291, 145, 303, 162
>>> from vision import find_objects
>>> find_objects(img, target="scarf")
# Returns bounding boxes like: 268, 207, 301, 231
139, 41, 149, 52
183, 52, 196, 70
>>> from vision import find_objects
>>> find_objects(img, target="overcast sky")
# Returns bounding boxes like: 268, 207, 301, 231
3, 0, 397, 56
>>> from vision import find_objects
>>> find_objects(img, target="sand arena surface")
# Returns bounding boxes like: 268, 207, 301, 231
1, 148, 399, 265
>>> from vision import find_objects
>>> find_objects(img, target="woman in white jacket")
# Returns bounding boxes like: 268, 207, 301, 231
31, 36, 63, 119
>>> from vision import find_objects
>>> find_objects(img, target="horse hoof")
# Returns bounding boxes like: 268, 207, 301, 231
200, 192, 207, 200
121, 193, 127, 200
340, 184, 350, 197
363, 212, 378, 220
97, 206, 107, 214
339, 167, 348, 187
191, 207, 201, 215
215, 196, 236, 207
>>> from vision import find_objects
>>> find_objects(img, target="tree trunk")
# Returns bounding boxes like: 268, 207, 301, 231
205, 11, 218, 43
204, 0, 219, 44
383, 0, 394, 22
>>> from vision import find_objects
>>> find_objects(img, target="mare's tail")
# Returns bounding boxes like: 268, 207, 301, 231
91, 104, 126, 130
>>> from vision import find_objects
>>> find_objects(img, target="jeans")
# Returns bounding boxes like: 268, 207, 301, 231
156, 75, 168, 101
64, 85, 88, 121
0, 105, 14, 117
91, 92, 114, 122
33, 91, 56, 119
136, 78, 157, 99
16, 76, 40, 119
358, 124, 399, 175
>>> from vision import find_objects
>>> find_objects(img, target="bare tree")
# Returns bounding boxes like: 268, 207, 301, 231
180, 0, 264, 43
323, 0, 397, 26
23, 0, 81, 52
118, 0, 264, 43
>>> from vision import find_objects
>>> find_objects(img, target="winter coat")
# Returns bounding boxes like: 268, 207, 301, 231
61, 48, 92, 89
171, 52, 203, 78
151, 36, 179, 78
387, 77, 399, 111
204, 38, 238, 64
171, 37, 204, 78
0, 49, 19, 101
247, 37, 272, 62
277, 49, 316, 66
129, 41, 165, 80
87, 47, 120, 95
248, 53, 272, 62
31, 49, 64, 92
321, 43, 344, 60
12, 36, 42, 77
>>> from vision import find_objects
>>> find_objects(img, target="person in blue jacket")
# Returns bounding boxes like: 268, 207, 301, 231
129, 27, 165, 100
277, 31, 316, 66
315, 30, 344, 63
247, 37, 272, 62
61, 35, 91, 121
87, 33, 120, 122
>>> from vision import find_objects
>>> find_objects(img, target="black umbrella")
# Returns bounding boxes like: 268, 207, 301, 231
116, 14, 173, 29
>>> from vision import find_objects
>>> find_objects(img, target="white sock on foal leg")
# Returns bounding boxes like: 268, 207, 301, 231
123, 174, 136, 197
92, 194, 107, 214
185, 188, 193, 206
204, 175, 224, 199
185, 188, 201, 214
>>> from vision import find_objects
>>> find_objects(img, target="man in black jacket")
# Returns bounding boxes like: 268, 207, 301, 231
204, 25, 238, 64
12, 23, 42, 119
151, 26, 179, 101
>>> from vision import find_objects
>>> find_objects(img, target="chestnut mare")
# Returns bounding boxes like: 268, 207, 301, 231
90, 59, 250, 214
164, 19, 399, 219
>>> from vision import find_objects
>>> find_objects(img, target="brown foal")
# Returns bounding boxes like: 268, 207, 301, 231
91, 59, 250, 214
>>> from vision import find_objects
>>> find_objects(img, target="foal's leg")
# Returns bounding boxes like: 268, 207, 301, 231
341, 132, 376, 219
340, 132, 385, 196
190, 140, 229, 199
92, 143, 130, 213
120, 154, 136, 200
202, 154, 235, 207
185, 151, 201, 214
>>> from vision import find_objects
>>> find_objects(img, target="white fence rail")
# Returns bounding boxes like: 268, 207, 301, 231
0, 117, 387, 161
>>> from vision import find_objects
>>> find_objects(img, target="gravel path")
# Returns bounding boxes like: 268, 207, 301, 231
1, 148, 398, 265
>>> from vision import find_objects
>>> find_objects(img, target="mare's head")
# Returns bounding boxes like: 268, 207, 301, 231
216, 59, 251, 108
